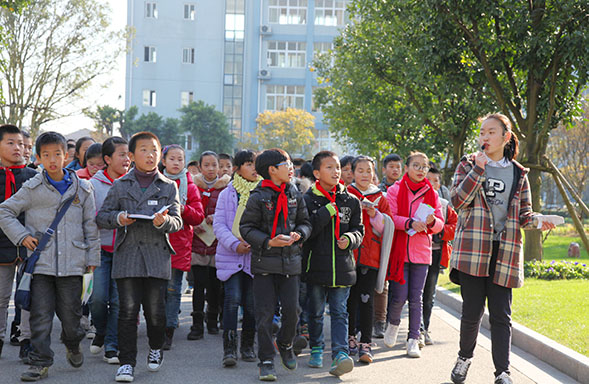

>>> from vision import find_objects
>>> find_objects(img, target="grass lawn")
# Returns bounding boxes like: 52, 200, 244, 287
437, 234, 589, 357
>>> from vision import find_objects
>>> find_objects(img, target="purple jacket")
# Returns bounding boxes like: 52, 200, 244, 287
213, 182, 252, 281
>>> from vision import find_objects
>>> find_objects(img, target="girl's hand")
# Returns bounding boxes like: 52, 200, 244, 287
289, 232, 301, 242
426, 214, 435, 225
153, 209, 168, 227
236, 241, 251, 254
411, 221, 427, 233
22, 235, 38, 251
475, 151, 488, 169
268, 234, 293, 248
205, 215, 214, 225
337, 236, 349, 250
364, 205, 376, 218
541, 221, 556, 231
119, 212, 136, 226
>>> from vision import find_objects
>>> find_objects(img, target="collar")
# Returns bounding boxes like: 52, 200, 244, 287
485, 155, 511, 168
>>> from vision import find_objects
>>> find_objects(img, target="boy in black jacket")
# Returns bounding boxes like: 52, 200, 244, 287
302, 151, 363, 377
239, 149, 312, 382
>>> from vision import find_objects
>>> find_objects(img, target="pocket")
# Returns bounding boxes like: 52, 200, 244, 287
72, 240, 89, 250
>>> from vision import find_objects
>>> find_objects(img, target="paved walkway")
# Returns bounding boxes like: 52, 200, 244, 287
0, 293, 578, 383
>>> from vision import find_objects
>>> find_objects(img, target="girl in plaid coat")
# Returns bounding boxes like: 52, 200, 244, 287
448, 113, 556, 384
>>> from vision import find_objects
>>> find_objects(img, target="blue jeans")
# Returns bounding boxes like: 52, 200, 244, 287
307, 284, 350, 359
89, 250, 119, 352
222, 271, 255, 331
165, 268, 184, 328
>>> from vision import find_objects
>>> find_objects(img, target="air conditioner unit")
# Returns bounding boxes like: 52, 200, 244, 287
260, 25, 272, 35
258, 69, 271, 80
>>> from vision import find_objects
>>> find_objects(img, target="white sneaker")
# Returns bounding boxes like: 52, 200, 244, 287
418, 332, 426, 349
407, 338, 421, 358
115, 364, 134, 382
383, 323, 399, 348
147, 349, 163, 372
424, 330, 433, 345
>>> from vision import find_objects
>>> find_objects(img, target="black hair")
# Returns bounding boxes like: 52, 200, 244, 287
187, 160, 199, 168
292, 157, 306, 167
427, 166, 441, 175
352, 155, 375, 172
218, 153, 233, 164
0, 124, 22, 142
312, 150, 338, 171
162, 144, 185, 160
128, 131, 161, 153
67, 143, 75, 150
82, 143, 103, 167
102, 136, 127, 163
20, 130, 31, 139
75, 136, 95, 159
233, 149, 256, 169
383, 153, 402, 167
300, 162, 314, 181
340, 155, 355, 169
199, 150, 219, 165
481, 113, 520, 160
35, 131, 67, 156
255, 149, 287, 180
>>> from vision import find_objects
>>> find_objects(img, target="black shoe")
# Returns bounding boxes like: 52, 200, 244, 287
147, 349, 163, 371
240, 329, 256, 362
10, 321, 21, 346
494, 372, 513, 384
19, 339, 32, 362
292, 334, 307, 356
222, 330, 238, 367
21, 365, 49, 381
206, 312, 219, 335
277, 342, 297, 371
103, 350, 120, 364
258, 361, 276, 381
373, 320, 386, 339
115, 364, 134, 382
451, 356, 472, 384
90, 334, 105, 354
187, 311, 204, 340
163, 327, 174, 350
66, 345, 84, 368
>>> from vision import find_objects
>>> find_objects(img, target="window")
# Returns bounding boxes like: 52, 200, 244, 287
142, 90, 156, 107
182, 48, 195, 64
181, 91, 194, 107
144, 46, 156, 63
313, 42, 333, 55
184, 4, 195, 20
266, 85, 305, 111
315, 0, 346, 26
267, 41, 306, 68
268, 0, 307, 25
225, 14, 245, 41
145, 2, 158, 18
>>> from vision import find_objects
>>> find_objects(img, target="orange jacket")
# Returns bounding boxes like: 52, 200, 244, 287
440, 204, 457, 268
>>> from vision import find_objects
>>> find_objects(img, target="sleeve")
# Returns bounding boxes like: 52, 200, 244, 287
154, 184, 183, 233
182, 183, 205, 227
0, 186, 32, 246
293, 192, 312, 242
95, 183, 123, 230
442, 206, 458, 242
427, 192, 445, 235
82, 187, 101, 267
518, 174, 538, 229
386, 184, 411, 231
304, 193, 336, 241
213, 188, 241, 252
239, 191, 271, 249
342, 197, 364, 250
450, 159, 485, 210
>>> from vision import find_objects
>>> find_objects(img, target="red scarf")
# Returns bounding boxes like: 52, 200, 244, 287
261, 180, 288, 238
315, 181, 340, 240
103, 169, 115, 183
1, 164, 26, 199
387, 173, 437, 284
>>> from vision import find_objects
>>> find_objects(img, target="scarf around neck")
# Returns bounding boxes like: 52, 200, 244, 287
1, 164, 26, 199
233, 173, 262, 207
261, 180, 288, 238
314, 181, 340, 240
164, 168, 188, 205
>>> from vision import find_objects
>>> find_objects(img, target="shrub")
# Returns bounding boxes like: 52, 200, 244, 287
524, 260, 589, 280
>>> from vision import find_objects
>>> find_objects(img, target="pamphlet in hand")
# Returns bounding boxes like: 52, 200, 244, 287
535, 214, 565, 229
361, 196, 381, 208
407, 203, 435, 236
128, 205, 171, 220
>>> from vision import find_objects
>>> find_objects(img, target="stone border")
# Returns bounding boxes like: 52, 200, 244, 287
436, 286, 589, 384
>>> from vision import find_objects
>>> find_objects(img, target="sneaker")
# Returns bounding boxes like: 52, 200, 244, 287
494, 372, 513, 384
383, 323, 399, 348
258, 361, 277, 381
451, 356, 472, 384
292, 334, 307, 356
358, 343, 373, 364
147, 349, 163, 372
406, 338, 421, 358
308, 347, 323, 368
104, 350, 120, 364
373, 320, 385, 339
277, 342, 297, 370
10, 321, 21, 345
21, 365, 49, 381
90, 334, 105, 354
66, 346, 84, 368
348, 335, 359, 356
418, 332, 426, 349
115, 364, 134, 382
424, 330, 433, 345
86, 325, 96, 340
329, 351, 354, 377
19, 339, 33, 363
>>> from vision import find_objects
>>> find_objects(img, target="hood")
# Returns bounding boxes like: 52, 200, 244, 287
91, 169, 113, 186
193, 173, 230, 190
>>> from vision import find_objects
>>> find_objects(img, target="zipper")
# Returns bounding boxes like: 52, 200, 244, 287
332, 219, 336, 287
480, 175, 495, 275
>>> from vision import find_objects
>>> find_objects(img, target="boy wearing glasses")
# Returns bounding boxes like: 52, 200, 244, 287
239, 149, 311, 382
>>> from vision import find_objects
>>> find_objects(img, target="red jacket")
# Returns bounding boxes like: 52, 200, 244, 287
169, 172, 205, 271
76, 167, 92, 180
440, 203, 457, 268
347, 184, 392, 269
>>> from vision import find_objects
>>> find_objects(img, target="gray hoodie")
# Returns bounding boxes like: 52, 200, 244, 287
90, 170, 116, 249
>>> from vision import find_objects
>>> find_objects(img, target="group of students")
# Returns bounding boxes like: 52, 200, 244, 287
0, 112, 556, 384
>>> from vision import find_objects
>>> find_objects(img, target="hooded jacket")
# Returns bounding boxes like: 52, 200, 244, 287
90, 170, 117, 251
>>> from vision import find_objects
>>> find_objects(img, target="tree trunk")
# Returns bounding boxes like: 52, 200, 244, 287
522, 133, 544, 261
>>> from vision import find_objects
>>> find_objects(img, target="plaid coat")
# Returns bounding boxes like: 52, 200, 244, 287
449, 155, 537, 288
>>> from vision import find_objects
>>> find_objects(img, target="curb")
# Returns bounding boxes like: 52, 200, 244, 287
436, 286, 589, 384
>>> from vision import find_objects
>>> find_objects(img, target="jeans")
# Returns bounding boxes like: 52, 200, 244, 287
191, 265, 222, 316
0, 263, 16, 341
458, 241, 512, 376
388, 263, 429, 340
116, 277, 167, 367
29, 275, 85, 367
348, 267, 377, 343
307, 283, 350, 359
89, 250, 119, 352
223, 271, 255, 331
165, 268, 184, 328
421, 249, 442, 331
253, 274, 299, 362
298, 281, 309, 327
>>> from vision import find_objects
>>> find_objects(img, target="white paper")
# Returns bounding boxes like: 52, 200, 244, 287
407, 203, 435, 236
128, 205, 171, 220
81, 272, 94, 305
535, 214, 565, 229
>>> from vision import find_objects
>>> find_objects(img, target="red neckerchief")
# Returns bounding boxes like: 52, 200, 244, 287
347, 184, 371, 230
103, 170, 115, 184
315, 181, 340, 240
198, 186, 215, 210
1, 164, 26, 199
261, 180, 288, 238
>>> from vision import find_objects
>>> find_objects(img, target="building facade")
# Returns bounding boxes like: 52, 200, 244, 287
126, 0, 349, 156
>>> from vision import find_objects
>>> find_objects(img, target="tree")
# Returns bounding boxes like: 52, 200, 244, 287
0, 0, 124, 137
242, 108, 315, 158
84, 105, 122, 139
179, 100, 234, 157
0, 1, 29, 12
124, 110, 183, 147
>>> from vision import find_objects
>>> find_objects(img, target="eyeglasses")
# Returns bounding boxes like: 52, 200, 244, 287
275, 161, 293, 168
411, 163, 430, 172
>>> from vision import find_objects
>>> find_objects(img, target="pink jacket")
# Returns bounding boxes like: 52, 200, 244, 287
386, 181, 444, 265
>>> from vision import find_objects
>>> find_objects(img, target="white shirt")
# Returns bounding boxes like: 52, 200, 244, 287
485, 155, 510, 168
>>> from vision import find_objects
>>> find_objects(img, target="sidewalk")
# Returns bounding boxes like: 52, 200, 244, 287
0, 293, 578, 383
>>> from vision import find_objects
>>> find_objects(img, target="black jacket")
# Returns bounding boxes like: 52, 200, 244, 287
0, 166, 38, 263
239, 181, 312, 276
302, 183, 364, 287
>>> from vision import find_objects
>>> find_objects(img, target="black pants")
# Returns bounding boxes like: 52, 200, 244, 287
116, 277, 167, 367
253, 274, 300, 362
347, 267, 377, 343
458, 241, 512, 376
191, 265, 222, 317
422, 249, 442, 331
